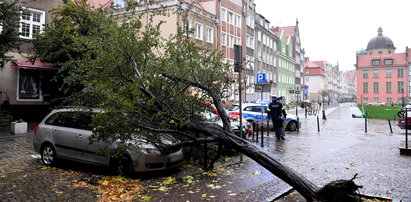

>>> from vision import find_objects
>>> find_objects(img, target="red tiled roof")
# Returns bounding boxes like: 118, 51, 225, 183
271, 26, 296, 38
281, 26, 296, 36
357, 53, 406, 67
304, 60, 325, 76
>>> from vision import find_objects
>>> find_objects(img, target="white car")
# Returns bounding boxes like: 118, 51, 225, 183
227, 103, 300, 131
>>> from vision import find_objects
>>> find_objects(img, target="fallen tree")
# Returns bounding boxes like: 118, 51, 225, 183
31, 1, 363, 201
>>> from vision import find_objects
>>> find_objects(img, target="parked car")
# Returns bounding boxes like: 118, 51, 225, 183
398, 111, 411, 129
300, 100, 312, 108
203, 104, 253, 136
227, 103, 300, 131
33, 107, 184, 175
367, 102, 385, 106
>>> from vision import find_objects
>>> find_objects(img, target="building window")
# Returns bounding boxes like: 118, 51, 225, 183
246, 15, 254, 29
384, 59, 393, 65
206, 27, 213, 43
386, 82, 392, 93
257, 31, 261, 41
372, 59, 380, 66
20, 8, 45, 39
235, 37, 241, 46
235, 14, 241, 27
228, 12, 234, 24
373, 97, 379, 103
364, 98, 368, 104
221, 8, 227, 22
17, 69, 42, 101
194, 22, 203, 40
246, 35, 254, 49
398, 69, 404, 77
228, 35, 234, 48
387, 98, 392, 104
114, 0, 126, 8
373, 82, 379, 93
221, 32, 226, 46
245, 55, 254, 70
398, 81, 404, 93
182, 19, 192, 36
385, 69, 392, 77
363, 82, 368, 93
363, 69, 368, 78
373, 69, 379, 78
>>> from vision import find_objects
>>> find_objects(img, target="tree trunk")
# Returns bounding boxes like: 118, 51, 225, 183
215, 129, 320, 201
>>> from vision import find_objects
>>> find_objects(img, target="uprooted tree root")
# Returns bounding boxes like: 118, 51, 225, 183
317, 174, 363, 202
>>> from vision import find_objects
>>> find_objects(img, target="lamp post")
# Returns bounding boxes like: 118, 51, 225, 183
295, 87, 300, 116
402, 87, 405, 107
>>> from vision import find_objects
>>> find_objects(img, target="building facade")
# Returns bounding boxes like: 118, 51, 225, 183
356, 27, 408, 105
0, 0, 63, 123
272, 26, 296, 104
249, 13, 278, 102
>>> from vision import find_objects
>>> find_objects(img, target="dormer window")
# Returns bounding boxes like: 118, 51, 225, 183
384, 59, 393, 65
372, 59, 380, 66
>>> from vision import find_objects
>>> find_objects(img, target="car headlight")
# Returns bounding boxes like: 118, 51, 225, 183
142, 148, 161, 155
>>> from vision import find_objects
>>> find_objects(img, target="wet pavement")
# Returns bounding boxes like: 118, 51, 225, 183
0, 103, 410, 201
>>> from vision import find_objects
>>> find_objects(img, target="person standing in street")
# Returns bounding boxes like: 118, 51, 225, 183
267, 95, 287, 140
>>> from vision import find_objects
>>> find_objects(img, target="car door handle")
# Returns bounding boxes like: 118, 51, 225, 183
51, 130, 58, 135
77, 134, 82, 138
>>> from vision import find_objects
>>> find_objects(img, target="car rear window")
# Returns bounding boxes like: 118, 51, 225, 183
227, 105, 239, 111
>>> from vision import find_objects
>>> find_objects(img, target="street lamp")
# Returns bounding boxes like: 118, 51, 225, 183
402, 87, 405, 107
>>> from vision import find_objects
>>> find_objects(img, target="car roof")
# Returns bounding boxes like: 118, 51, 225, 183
51, 107, 104, 113
233, 103, 268, 107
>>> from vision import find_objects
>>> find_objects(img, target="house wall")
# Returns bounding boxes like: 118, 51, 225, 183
0, 0, 64, 121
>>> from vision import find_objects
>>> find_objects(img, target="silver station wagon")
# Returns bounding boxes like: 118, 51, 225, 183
33, 108, 184, 175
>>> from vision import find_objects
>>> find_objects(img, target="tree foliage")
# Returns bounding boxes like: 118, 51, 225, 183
32, 2, 363, 201
0, 0, 21, 67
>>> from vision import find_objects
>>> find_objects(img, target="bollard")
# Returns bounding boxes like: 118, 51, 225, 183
317, 115, 320, 132
256, 122, 259, 142
267, 120, 270, 136
406, 110, 409, 149
388, 118, 393, 133
252, 122, 255, 141
322, 109, 327, 120
296, 116, 299, 131
260, 123, 264, 147
365, 116, 367, 133
305, 107, 307, 118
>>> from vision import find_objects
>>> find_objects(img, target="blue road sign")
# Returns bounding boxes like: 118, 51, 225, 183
257, 73, 266, 84
304, 89, 308, 95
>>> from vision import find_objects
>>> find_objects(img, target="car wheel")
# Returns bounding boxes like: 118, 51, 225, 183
41, 144, 57, 166
110, 155, 133, 176
287, 121, 297, 131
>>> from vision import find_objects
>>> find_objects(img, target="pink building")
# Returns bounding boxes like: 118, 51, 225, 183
356, 27, 408, 105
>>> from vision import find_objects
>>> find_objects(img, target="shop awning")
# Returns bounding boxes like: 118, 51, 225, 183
11, 60, 57, 71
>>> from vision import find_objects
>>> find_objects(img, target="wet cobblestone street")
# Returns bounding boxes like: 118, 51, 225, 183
0, 103, 410, 201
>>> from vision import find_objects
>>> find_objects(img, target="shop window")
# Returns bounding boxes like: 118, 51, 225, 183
17, 69, 42, 101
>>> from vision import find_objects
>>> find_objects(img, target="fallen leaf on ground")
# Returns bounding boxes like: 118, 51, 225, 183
140, 195, 152, 201
252, 171, 262, 175
54, 190, 63, 194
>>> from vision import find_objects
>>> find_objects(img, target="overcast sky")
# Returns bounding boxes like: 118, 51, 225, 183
254, 0, 411, 71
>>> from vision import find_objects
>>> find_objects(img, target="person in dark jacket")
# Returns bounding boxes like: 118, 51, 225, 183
267, 95, 287, 140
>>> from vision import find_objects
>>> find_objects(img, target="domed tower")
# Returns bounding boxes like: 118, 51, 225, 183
366, 27, 396, 54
